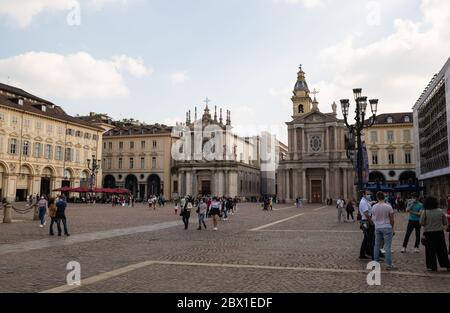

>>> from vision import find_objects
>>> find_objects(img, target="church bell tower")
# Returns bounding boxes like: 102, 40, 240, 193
292, 65, 312, 117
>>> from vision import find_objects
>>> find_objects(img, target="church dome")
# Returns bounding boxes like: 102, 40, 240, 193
294, 66, 310, 92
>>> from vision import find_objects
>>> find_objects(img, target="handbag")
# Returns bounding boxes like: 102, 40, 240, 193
421, 210, 427, 246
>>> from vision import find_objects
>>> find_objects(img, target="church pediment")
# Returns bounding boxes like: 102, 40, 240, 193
289, 110, 337, 125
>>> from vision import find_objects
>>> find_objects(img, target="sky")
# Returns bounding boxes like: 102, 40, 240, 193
0, 0, 449, 142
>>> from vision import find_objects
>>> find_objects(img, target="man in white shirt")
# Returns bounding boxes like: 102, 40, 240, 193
337, 198, 345, 223
372, 191, 396, 270
359, 190, 375, 260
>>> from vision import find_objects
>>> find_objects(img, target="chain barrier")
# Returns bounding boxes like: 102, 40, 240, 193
11, 204, 35, 215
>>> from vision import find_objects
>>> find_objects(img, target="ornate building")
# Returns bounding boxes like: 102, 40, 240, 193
174, 103, 261, 198
413, 57, 450, 200
364, 113, 416, 188
101, 121, 177, 200
277, 67, 354, 203
0, 83, 105, 202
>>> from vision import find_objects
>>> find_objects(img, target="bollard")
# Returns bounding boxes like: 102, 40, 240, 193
3, 202, 12, 223
33, 204, 39, 221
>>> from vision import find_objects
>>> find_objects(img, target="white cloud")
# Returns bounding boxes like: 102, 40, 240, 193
273, 0, 324, 8
0, 0, 129, 28
312, 0, 450, 115
0, 51, 152, 100
171, 71, 189, 83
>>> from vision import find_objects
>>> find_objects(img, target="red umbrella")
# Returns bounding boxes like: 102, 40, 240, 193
53, 186, 74, 192
71, 187, 91, 193
114, 188, 131, 194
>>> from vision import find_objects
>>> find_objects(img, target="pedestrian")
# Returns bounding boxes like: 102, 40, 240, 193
336, 197, 345, 223
37, 196, 48, 228
420, 197, 450, 272
197, 199, 207, 230
48, 197, 57, 236
401, 193, 424, 253
372, 191, 396, 270
181, 198, 192, 230
226, 198, 233, 217
221, 198, 228, 220
269, 197, 273, 211
210, 197, 221, 231
359, 190, 375, 260
346, 199, 355, 222
55, 196, 70, 237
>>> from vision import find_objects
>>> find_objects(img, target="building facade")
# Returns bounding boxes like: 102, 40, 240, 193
364, 113, 416, 187
413, 57, 450, 201
0, 83, 105, 202
260, 131, 287, 197
174, 104, 261, 199
277, 67, 355, 203
101, 122, 176, 200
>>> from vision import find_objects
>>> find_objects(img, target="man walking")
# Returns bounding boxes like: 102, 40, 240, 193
336, 197, 345, 223
401, 193, 423, 253
55, 196, 70, 236
359, 190, 375, 260
372, 191, 396, 270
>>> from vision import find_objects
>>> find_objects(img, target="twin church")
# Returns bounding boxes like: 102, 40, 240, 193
277, 67, 355, 203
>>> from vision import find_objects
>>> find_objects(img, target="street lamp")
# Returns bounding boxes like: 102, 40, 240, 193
340, 89, 378, 194
87, 155, 101, 191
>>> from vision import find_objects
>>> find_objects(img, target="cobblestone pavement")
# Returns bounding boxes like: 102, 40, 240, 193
1, 202, 449, 293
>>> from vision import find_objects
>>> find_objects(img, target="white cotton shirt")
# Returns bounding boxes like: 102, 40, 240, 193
371, 202, 394, 230
358, 198, 372, 221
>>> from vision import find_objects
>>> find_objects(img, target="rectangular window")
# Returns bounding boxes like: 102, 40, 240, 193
47, 124, 53, 134
141, 141, 145, 149
129, 158, 134, 169
372, 152, 378, 165
9, 138, 17, 154
11, 116, 18, 126
118, 158, 123, 169
119, 142, 123, 150
153, 140, 157, 149
130, 141, 134, 149
56, 146, 63, 161
108, 158, 112, 170
76, 130, 82, 137
141, 157, 145, 169
103, 142, 107, 149
65, 148, 72, 162
57, 126, 63, 135
370, 131, 378, 143
22, 141, 30, 156
24, 119, 31, 128
152, 157, 156, 169
108, 142, 112, 149
388, 152, 395, 165
36, 121, 42, 130
75, 150, 80, 163
403, 130, 411, 142
387, 131, 394, 142
34, 142, 42, 158
45, 144, 53, 159
405, 152, 412, 164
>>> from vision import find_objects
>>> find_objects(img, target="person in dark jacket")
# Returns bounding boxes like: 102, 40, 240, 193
56, 196, 70, 236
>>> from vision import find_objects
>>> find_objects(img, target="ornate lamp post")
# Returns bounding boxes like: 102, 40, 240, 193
87, 155, 101, 191
340, 89, 378, 193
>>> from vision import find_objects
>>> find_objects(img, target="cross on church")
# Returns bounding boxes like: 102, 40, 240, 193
311, 88, 319, 98
299, 64, 302, 71
203, 97, 211, 107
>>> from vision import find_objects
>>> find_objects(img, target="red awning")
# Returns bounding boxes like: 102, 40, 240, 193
53, 186, 74, 192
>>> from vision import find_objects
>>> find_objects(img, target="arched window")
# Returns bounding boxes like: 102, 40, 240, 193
387, 117, 393, 123
298, 105, 304, 114
404, 116, 411, 123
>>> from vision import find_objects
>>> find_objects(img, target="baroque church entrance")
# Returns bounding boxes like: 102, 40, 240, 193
311, 180, 323, 203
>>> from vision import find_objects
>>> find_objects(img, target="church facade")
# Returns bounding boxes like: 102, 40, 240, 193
277, 67, 355, 203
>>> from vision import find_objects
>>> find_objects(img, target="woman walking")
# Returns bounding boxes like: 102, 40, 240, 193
420, 197, 450, 272
210, 197, 221, 231
180, 197, 192, 230
197, 199, 207, 230
37, 196, 48, 228
48, 197, 57, 236
346, 199, 356, 222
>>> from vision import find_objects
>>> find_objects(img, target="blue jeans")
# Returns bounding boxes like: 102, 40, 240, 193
198, 213, 206, 228
38, 207, 46, 225
374, 227, 393, 267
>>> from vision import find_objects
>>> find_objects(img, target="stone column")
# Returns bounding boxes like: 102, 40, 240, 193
285, 170, 290, 201
32, 176, 41, 196
292, 170, 298, 200
185, 171, 192, 196
334, 168, 340, 199
277, 170, 284, 201
178, 171, 182, 195
3, 202, 12, 223
6, 175, 17, 203
224, 170, 229, 196
293, 127, 298, 160
218, 170, 224, 197
302, 170, 307, 202
192, 170, 197, 196
325, 169, 330, 200
343, 168, 348, 201
326, 127, 330, 152
228, 171, 238, 197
